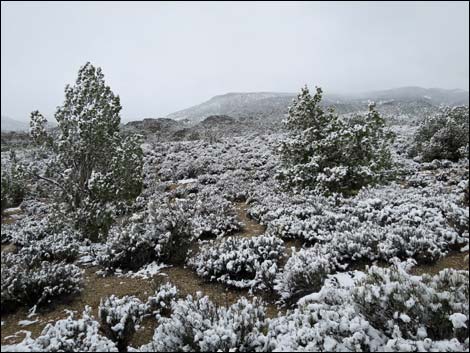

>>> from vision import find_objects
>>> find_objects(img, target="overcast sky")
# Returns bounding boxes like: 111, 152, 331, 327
1, 1, 469, 122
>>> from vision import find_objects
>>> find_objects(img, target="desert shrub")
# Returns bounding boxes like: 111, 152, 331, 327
274, 247, 338, 304
1, 211, 79, 247
17, 230, 80, 265
188, 235, 285, 290
277, 85, 394, 195
267, 294, 380, 352
1, 155, 28, 213
98, 199, 195, 272
139, 294, 268, 352
1, 253, 83, 312
97, 221, 157, 272
99, 295, 149, 351
190, 192, 242, 238
149, 199, 194, 265
267, 263, 469, 352
249, 183, 468, 265
410, 105, 469, 162
147, 283, 179, 317
1, 306, 118, 352
353, 263, 469, 342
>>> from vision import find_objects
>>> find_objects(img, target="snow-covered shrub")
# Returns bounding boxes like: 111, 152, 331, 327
190, 192, 242, 239
188, 235, 285, 289
2, 306, 118, 352
149, 199, 194, 265
98, 198, 196, 272
139, 294, 268, 352
277, 85, 394, 194
1, 154, 28, 213
267, 294, 381, 352
17, 230, 80, 265
147, 282, 179, 317
97, 221, 157, 272
353, 263, 469, 341
410, 105, 469, 162
1, 254, 83, 312
99, 295, 148, 351
267, 263, 469, 352
274, 247, 338, 304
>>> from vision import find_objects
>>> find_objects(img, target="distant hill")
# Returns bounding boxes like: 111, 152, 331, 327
165, 92, 297, 122
1, 116, 29, 132
164, 87, 468, 123
354, 87, 469, 106
1, 116, 58, 132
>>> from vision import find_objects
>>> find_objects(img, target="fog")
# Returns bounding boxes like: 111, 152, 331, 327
1, 1, 468, 122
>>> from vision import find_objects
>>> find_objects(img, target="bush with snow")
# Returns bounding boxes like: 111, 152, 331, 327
147, 283, 179, 317
1, 153, 28, 213
274, 247, 339, 304
1, 306, 117, 352
267, 263, 469, 352
409, 105, 469, 162
353, 263, 469, 342
1, 253, 83, 312
188, 235, 285, 290
277, 85, 394, 194
139, 294, 268, 352
98, 198, 195, 272
99, 295, 148, 351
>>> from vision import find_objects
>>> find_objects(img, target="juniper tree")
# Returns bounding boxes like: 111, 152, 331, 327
277, 85, 394, 195
409, 105, 469, 162
29, 62, 143, 239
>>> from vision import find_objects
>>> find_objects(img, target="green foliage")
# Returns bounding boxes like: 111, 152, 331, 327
29, 62, 144, 239
410, 106, 469, 162
277, 85, 394, 195
1, 151, 28, 213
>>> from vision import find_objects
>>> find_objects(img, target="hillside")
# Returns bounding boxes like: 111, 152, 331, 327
164, 87, 469, 123
1, 116, 29, 132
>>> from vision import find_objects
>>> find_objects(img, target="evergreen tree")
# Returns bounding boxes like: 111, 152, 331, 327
29, 62, 143, 239
277, 85, 394, 195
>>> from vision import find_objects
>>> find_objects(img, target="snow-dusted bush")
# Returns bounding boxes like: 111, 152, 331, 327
97, 221, 157, 272
99, 295, 148, 351
190, 192, 242, 238
1, 254, 83, 312
98, 198, 195, 271
139, 294, 268, 352
188, 235, 285, 290
267, 263, 469, 352
1, 306, 118, 352
149, 198, 194, 265
17, 230, 80, 265
277, 85, 394, 194
274, 247, 339, 304
410, 105, 469, 162
1, 151, 29, 213
353, 263, 469, 342
267, 293, 381, 352
249, 181, 468, 265
147, 283, 179, 317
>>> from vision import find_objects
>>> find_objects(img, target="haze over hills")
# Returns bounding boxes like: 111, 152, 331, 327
1, 115, 29, 132
164, 87, 469, 122
1, 115, 57, 132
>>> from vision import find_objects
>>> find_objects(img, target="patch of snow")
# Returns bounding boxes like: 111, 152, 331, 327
18, 320, 38, 327
449, 313, 467, 329
177, 178, 197, 184
128, 262, 168, 279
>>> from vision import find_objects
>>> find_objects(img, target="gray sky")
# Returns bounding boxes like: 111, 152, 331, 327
1, 1, 469, 122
